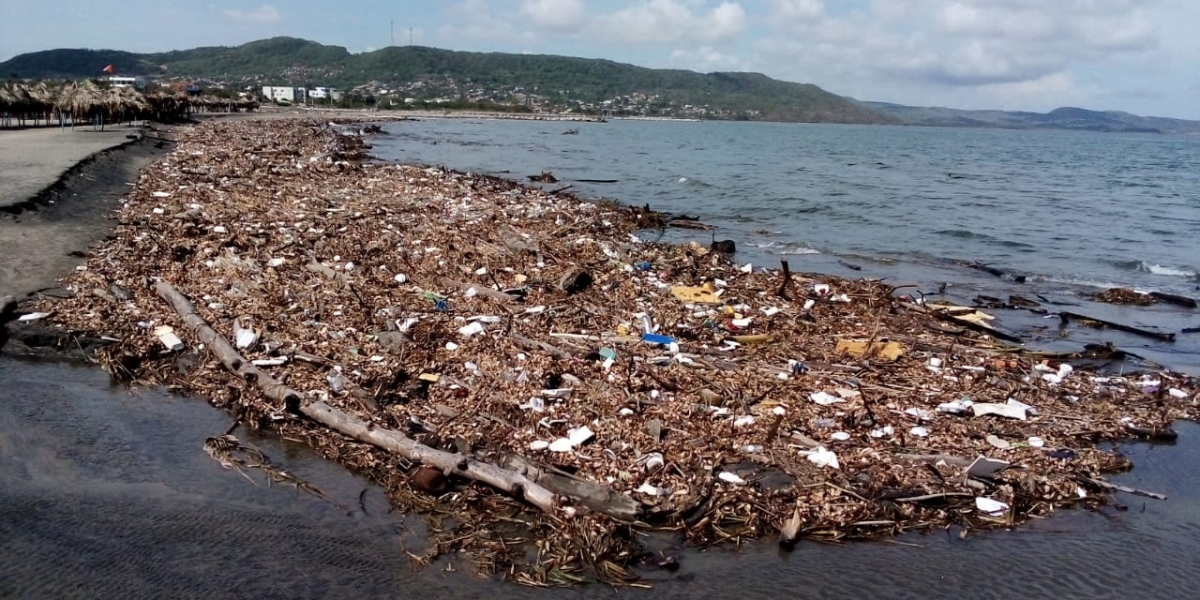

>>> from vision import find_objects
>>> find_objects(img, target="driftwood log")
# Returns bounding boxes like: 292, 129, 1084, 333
153, 280, 612, 518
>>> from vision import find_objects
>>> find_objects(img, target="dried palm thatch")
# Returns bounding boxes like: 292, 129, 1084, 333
0, 85, 16, 113
54, 80, 104, 120
24, 117, 1199, 586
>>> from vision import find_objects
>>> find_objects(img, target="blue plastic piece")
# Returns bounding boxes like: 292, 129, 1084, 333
641, 333, 675, 345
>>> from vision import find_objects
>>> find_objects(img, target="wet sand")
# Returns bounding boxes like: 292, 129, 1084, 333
0, 126, 140, 209
0, 126, 168, 298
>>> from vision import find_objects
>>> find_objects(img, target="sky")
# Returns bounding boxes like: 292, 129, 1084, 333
2, 0, 1197, 119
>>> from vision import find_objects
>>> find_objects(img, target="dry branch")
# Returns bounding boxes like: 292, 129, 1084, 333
154, 280, 568, 516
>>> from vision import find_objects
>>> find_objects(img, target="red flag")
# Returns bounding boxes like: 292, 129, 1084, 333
102, 64, 114, 74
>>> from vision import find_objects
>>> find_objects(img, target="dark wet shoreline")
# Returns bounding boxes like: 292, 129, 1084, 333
3, 357, 1199, 598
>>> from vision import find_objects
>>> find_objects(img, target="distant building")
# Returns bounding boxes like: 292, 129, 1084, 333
307, 87, 343, 102
262, 85, 306, 104
109, 76, 146, 90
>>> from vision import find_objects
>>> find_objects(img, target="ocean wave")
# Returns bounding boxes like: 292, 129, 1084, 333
1138, 262, 1196, 278
752, 241, 820, 255
1029, 275, 1130, 290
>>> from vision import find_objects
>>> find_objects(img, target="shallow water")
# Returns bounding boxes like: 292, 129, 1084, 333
3, 357, 1199, 598
370, 119, 1200, 373
373, 120, 1200, 295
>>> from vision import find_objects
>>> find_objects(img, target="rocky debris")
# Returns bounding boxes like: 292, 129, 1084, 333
22, 117, 1200, 586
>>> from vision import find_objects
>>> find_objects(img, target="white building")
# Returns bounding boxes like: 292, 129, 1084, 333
261, 86, 306, 104
109, 76, 146, 90
307, 87, 343, 102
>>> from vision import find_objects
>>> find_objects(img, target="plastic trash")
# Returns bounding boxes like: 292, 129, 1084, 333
1027, 436, 1046, 448
519, 397, 546, 412
549, 438, 574, 452
986, 434, 1010, 449
636, 483, 667, 496
644, 453, 665, 470
718, 472, 747, 485
233, 318, 258, 350
870, 425, 895, 438
831, 432, 851, 441
634, 261, 652, 271
809, 391, 843, 406
802, 446, 840, 469
458, 321, 486, 337
642, 333, 675, 345
910, 426, 929, 437
529, 440, 551, 451
153, 325, 185, 351
966, 456, 1011, 479
734, 416, 756, 428
905, 407, 935, 421
975, 497, 1009, 515
972, 402, 1027, 420
937, 398, 974, 414
567, 426, 595, 446
326, 372, 345, 393
1007, 397, 1037, 416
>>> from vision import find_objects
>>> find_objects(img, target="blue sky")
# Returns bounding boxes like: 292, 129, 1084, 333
2, 0, 1197, 119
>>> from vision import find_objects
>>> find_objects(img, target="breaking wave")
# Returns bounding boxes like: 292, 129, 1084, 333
1136, 262, 1196, 278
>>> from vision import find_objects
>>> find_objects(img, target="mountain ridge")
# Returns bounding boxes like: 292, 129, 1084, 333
3, 37, 1197, 132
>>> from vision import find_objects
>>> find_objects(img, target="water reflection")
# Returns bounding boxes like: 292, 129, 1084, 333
1, 358, 1197, 599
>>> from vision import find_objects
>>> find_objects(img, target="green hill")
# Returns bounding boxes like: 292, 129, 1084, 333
0, 37, 895, 124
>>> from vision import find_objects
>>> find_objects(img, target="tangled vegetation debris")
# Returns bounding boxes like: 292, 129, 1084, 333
18, 118, 1200, 585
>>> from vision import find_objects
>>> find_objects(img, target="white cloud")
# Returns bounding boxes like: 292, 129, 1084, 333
439, 0, 539, 45
760, 0, 1159, 90
521, 0, 587, 31
598, 0, 747, 45
774, 0, 823, 22
222, 4, 281, 24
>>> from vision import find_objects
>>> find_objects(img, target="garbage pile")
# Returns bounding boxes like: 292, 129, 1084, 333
22, 118, 1200, 585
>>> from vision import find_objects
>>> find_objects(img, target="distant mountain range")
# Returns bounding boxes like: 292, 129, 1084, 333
859, 102, 1200, 134
2, 37, 1197, 133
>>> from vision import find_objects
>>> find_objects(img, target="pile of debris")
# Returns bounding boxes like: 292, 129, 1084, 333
15, 118, 1199, 585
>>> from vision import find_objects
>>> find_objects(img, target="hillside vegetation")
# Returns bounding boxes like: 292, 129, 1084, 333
4, 37, 1197, 131
0, 37, 894, 124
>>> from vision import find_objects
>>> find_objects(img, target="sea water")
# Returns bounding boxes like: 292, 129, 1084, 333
371, 118, 1200, 371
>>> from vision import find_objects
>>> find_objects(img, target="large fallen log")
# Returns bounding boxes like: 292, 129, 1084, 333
1149, 291, 1198, 309
153, 280, 565, 517
304, 401, 560, 514
1059, 311, 1176, 342
498, 454, 642, 521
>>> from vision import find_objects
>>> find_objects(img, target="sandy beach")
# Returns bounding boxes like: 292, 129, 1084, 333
0, 126, 170, 298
